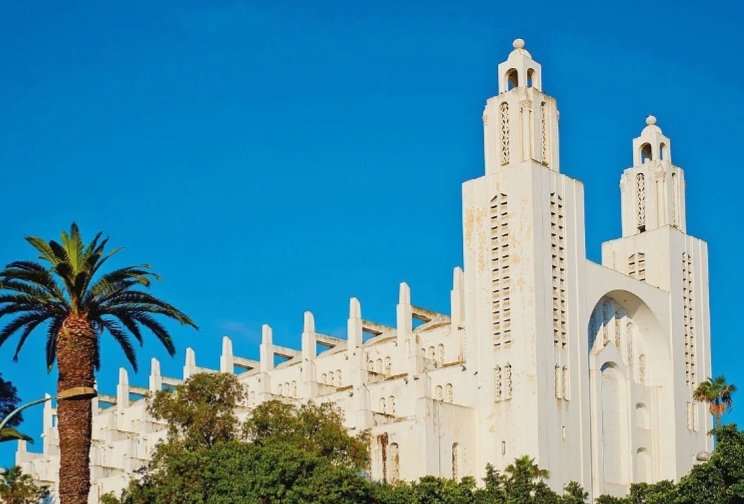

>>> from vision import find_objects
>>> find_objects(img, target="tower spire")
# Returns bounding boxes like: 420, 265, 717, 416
483, 39, 559, 174
620, 116, 686, 236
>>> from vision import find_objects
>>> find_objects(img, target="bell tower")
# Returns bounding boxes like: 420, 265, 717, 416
620, 116, 686, 236
483, 39, 560, 174
463, 39, 589, 492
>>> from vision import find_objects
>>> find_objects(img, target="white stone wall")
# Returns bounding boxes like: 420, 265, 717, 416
18, 39, 713, 503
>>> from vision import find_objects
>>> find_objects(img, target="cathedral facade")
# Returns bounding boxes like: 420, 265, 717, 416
17, 40, 712, 502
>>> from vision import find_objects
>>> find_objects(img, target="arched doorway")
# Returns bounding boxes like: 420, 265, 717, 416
588, 290, 668, 496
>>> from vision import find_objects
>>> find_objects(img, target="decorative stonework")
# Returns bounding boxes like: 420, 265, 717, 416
500, 102, 510, 165
491, 194, 511, 345
628, 253, 646, 281
636, 173, 646, 230
682, 252, 697, 400
541, 101, 549, 166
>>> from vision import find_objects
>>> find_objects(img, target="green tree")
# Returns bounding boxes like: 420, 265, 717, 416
560, 481, 588, 503
0, 465, 49, 504
503, 455, 551, 504
0, 374, 31, 443
0, 374, 22, 428
149, 371, 245, 449
244, 399, 369, 469
114, 373, 372, 504
694, 376, 736, 434
0, 224, 197, 504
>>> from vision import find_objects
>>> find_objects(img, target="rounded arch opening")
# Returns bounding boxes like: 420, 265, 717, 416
527, 68, 535, 87
635, 402, 651, 430
660, 142, 668, 161
640, 143, 653, 163
506, 69, 518, 91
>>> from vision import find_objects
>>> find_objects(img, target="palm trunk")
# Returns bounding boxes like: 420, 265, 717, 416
56, 315, 96, 504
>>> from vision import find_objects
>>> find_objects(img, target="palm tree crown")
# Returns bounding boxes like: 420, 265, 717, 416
0, 223, 197, 372
504, 455, 550, 480
693, 375, 736, 430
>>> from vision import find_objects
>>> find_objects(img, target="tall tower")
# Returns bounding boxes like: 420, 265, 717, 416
463, 39, 590, 490
602, 118, 712, 481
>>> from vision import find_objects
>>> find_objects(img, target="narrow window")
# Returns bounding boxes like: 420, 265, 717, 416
640, 143, 652, 163
506, 69, 518, 90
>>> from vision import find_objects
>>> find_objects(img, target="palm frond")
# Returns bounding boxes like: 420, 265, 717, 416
100, 318, 138, 372
127, 313, 176, 355
45, 318, 63, 370
13, 314, 52, 361
0, 427, 32, 443
0, 312, 50, 348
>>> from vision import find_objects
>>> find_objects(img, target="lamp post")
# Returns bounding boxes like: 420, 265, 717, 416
0, 396, 53, 443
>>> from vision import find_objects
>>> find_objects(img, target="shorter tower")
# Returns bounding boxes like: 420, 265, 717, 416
602, 117, 712, 486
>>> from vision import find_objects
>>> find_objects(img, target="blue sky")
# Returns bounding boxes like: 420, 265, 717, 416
1, 1, 742, 466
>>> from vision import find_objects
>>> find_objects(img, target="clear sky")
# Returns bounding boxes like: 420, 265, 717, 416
1, 1, 742, 466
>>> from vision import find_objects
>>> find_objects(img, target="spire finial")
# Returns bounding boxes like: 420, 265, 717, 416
513, 38, 525, 50
646, 115, 657, 126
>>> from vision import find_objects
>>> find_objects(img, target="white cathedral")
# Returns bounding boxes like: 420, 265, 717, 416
17, 40, 713, 502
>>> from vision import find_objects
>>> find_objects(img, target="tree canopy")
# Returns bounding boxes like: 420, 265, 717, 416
104, 372, 744, 504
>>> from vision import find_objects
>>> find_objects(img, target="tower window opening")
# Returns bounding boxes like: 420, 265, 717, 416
527, 69, 535, 88
506, 69, 518, 91
660, 142, 667, 161
640, 143, 653, 163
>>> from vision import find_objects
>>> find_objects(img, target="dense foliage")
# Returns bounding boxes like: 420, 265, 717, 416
0, 374, 22, 428
0, 465, 49, 504
104, 373, 744, 504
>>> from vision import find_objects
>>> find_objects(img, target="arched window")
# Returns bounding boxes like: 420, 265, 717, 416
660, 143, 667, 161
379, 397, 387, 413
506, 69, 518, 90
452, 442, 461, 480
635, 403, 651, 430
385, 356, 392, 374
636, 448, 651, 482
321, 373, 327, 384
389, 443, 400, 483
291, 380, 297, 397
435, 385, 443, 401
640, 143, 653, 163
527, 68, 535, 87
328, 371, 335, 385
437, 344, 444, 362
428, 346, 436, 360
367, 360, 374, 372
388, 395, 396, 414
335, 369, 342, 386
639, 354, 647, 384
445, 383, 453, 403
626, 322, 634, 369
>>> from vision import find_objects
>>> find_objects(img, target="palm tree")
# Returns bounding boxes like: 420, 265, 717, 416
0, 223, 197, 504
504, 455, 550, 481
693, 375, 736, 433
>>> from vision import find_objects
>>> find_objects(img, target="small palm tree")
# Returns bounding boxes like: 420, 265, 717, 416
504, 455, 550, 481
693, 375, 736, 434
0, 224, 197, 504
